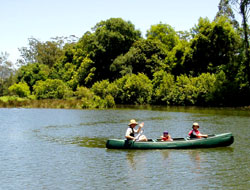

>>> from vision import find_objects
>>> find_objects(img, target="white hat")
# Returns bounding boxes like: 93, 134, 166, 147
128, 119, 138, 126
192, 122, 199, 128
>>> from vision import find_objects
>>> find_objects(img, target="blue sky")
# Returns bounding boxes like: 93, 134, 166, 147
1, 0, 221, 63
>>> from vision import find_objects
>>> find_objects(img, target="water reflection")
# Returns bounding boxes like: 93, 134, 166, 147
126, 151, 137, 169
187, 150, 202, 171
124, 150, 151, 170
186, 147, 235, 174
160, 150, 170, 160
70, 137, 108, 148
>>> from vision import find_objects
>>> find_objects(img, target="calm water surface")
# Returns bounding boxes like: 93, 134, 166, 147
0, 107, 249, 190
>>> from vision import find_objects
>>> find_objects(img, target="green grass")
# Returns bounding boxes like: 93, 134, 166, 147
0, 96, 83, 109
0, 96, 25, 102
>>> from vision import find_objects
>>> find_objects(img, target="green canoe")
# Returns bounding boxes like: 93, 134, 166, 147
106, 133, 234, 149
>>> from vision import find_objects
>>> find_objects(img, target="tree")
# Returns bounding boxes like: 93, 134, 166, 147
216, 0, 240, 28
226, 0, 250, 84
0, 52, 15, 96
146, 23, 180, 51
184, 17, 241, 76
74, 18, 141, 83
18, 37, 70, 67
111, 39, 167, 79
238, 0, 250, 84
16, 63, 50, 91
68, 57, 95, 89
165, 40, 190, 76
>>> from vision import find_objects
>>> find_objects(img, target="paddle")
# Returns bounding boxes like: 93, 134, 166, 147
134, 128, 144, 141
207, 134, 215, 137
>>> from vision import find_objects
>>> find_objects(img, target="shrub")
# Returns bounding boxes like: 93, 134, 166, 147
81, 94, 115, 109
74, 86, 94, 100
91, 80, 118, 99
8, 82, 30, 97
33, 79, 73, 99
152, 71, 175, 104
76, 86, 116, 109
115, 73, 153, 104
152, 72, 217, 105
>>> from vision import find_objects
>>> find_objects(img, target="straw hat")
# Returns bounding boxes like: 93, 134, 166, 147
128, 119, 138, 126
192, 122, 199, 128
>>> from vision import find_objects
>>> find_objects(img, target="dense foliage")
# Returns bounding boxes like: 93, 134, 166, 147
1, 5, 249, 108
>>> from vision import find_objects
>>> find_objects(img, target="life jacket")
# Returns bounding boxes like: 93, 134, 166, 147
162, 136, 171, 141
129, 127, 135, 137
188, 129, 201, 138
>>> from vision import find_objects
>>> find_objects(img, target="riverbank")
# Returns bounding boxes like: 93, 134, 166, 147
1, 96, 250, 110
0, 98, 83, 109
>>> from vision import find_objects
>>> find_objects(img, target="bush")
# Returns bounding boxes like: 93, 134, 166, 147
152, 71, 175, 104
16, 63, 50, 91
74, 86, 94, 100
8, 82, 31, 97
115, 73, 153, 104
91, 80, 118, 99
104, 94, 116, 108
75, 86, 116, 109
152, 72, 217, 105
33, 79, 73, 99
81, 94, 115, 109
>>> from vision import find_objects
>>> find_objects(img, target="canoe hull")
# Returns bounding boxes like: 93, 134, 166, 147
106, 133, 234, 149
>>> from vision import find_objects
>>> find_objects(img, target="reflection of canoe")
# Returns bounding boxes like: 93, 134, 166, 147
106, 133, 234, 149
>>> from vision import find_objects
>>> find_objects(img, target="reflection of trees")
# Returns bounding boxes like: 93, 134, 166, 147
161, 150, 170, 160
188, 150, 201, 171
126, 150, 136, 169
126, 150, 149, 170
126, 149, 174, 169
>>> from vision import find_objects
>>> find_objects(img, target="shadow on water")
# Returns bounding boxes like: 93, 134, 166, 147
34, 128, 109, 148
70, 137, 108, 148
117, 105, 250, 117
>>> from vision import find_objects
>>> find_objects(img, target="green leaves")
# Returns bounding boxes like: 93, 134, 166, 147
2, 16, 249, 107
33, 79, 72, 99
115, 73, 153, 104
111, 39, 167, 79
147, 23, 180, 51
8, 82, 30, 98
75, 18, 141, 83
184, 16, 241, 75
16, 63, 50, 90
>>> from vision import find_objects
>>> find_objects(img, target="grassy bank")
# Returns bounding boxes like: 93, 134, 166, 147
0, 97, 83, 109
1, 96, 250, 110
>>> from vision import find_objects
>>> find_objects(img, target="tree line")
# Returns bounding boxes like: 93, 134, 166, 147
0, 0, 249, 108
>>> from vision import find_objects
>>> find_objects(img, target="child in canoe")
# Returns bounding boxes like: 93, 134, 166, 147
188, 122, 208, 138
161, 131, 173, 141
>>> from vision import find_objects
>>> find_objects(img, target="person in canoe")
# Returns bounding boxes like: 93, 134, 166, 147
125, 119, 148, 141
160, 131, 173, 141
188, 122, 208, 138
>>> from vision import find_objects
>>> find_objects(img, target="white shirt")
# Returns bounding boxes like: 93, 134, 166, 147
125, 127, 138, 137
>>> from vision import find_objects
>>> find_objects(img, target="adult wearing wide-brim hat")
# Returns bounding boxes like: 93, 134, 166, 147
128, 119, 138, 126
125, 119, 147, 141
188, 122, 208, 138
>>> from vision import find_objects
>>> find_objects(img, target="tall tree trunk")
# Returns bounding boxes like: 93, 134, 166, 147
240, 0, 250, 84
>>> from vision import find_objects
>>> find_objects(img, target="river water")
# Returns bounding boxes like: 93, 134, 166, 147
0, 107, 249, 190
